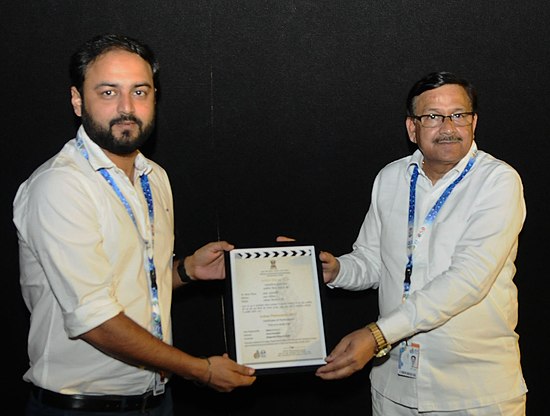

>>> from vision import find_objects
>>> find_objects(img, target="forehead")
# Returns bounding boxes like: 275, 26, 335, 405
415, 84, 471, 112
84, 49, 154, 87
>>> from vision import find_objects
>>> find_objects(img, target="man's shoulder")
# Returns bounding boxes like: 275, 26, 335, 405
377, 154, 413, 176
25, 141, 88, 183
475, 150, 521, 177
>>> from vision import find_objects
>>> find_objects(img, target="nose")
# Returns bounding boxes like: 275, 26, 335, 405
439, 116, 458, 132
117, 93, 135, 114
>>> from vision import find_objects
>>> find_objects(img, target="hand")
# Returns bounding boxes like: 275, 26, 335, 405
319, 250, 340, 284
186, 241, 234, 280
207, 353, 256, 392
315, 327, 375, 380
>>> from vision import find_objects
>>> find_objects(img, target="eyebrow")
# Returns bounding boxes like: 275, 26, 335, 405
93, 82, 154, 90
421, 107, 470, 113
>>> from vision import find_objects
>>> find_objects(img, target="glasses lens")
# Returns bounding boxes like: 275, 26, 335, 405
452, 113, 473, 126
420, 115, 442, 127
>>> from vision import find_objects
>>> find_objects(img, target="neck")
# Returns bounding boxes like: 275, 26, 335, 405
422, 161, 453, 185
103, 149, 139, 182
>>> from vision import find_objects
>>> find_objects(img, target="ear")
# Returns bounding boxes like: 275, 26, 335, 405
406, 117, 417, 144
471, 113, 478, 133
70, 86, 83, 117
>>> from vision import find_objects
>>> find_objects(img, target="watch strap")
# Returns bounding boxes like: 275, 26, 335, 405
366, 322, 391, 358
177, 260, 194, 283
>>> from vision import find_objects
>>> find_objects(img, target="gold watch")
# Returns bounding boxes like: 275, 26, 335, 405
367, 322, 391, 358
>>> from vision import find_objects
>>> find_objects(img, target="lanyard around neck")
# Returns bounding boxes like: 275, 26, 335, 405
404, 155, 476, 297
76, 137, 163, 339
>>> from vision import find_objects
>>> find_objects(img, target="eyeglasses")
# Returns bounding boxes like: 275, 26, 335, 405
412, 112, 475, 128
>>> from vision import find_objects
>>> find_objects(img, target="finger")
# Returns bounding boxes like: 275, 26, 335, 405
315, 365, 354, 380
315, 358, 348, 376
218, 241, 235, 251
239, 374, 257, 386
221, 353, 256, 376
209, 241, 234, 253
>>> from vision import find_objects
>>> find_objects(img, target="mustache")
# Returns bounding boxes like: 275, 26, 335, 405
434, 135, 462, 144
110, 114, 142, 128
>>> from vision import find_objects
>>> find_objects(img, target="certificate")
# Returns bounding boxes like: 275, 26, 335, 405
224, 243, 328, 374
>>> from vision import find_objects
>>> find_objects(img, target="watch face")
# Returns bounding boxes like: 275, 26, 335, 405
375, 345, 391, 358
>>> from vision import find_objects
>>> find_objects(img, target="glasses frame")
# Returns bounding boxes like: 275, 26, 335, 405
412, 111, 475, 128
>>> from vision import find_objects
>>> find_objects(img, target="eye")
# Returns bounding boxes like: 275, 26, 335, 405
427, 114, 439, 120
133, 89, 150, 98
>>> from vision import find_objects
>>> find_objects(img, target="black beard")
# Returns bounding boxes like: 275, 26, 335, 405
81, 106, 155, 155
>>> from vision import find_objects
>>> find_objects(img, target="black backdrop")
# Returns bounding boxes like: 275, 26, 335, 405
2, 1, 548, 414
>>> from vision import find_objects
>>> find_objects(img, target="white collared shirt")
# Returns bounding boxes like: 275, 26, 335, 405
14, 126, 175, 395
331, 142, 528, 411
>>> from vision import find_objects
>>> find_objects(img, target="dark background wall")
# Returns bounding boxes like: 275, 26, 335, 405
2, 1, 547, 414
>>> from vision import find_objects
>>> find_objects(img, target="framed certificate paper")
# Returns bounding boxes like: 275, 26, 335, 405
224, 243, 328, 374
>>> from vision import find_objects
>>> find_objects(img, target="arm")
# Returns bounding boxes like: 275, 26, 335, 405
87, 238, 252, 391
379, 165, 526, 344
80, 312, 255, 392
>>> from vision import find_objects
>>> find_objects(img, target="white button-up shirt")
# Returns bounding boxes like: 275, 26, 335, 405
14, 126, 175, 395
332, 142, 528, 411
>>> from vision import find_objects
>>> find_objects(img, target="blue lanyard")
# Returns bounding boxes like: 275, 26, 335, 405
76, 137, 163, 339
404, 155, 476, 297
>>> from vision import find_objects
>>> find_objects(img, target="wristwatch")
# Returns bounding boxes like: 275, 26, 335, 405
366, 322, 392, 358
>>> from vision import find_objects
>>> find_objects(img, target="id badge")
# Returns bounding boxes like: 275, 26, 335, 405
397, 342, 420, 378
153, 372, 166, 395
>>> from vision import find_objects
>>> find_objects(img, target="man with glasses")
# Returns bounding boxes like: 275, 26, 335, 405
314, 72, 527, 415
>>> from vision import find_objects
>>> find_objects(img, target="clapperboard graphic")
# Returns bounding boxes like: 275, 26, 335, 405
234, 246, 313, 259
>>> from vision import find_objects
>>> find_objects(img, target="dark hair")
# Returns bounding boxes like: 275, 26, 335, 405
69, 34, 160, 93
406, 71, 477, 116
